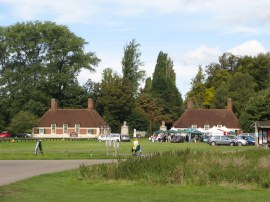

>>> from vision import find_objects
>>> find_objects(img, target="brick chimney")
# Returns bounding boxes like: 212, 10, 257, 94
227, 98, 232, 110
187, 98, 193, 109
88, 98, 93, 109
51, 98, 58, 110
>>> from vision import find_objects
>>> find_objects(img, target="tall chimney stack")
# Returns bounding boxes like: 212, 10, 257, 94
187, 98, 193, 109
227, 98, 232, 110
88, 98, 93, 109
51, 98, 58, 110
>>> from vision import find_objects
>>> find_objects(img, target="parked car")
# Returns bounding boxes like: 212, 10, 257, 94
98, 133, 121, 142
208, 135, 238, 146
157, 134, 167, 142
98, 135, 111, 142
202, 135, 210, 142
109, 133, 121, 142
0, 131, 11, 138
15, 133, 31, 138
239, 133, 255, 137
120, 135, 131, 142
239, 135, 255, 145
234, 136, 248, 146
171, 135, 185, 143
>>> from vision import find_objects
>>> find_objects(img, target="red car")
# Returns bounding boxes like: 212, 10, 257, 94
0, 131, 11, 138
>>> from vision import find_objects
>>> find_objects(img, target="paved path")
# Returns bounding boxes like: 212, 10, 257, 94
0, 159, 114, 186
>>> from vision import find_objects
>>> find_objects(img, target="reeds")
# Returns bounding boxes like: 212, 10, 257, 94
78, 148, 270, 189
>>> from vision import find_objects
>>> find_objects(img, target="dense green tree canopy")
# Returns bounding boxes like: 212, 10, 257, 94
9, 111, 38, 134
149, 51, 183, 127
0, 21, 100, 126
187, 52, 270, 132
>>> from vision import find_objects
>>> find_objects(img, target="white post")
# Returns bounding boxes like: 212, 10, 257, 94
255, 122, 259, 147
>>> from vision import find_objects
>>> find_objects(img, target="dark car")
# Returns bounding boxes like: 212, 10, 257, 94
15, 133, 31, 138
171, 135, 185, 143
120, 135, 131, 142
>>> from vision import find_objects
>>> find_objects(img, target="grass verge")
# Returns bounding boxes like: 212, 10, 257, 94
0, 169, 270, 202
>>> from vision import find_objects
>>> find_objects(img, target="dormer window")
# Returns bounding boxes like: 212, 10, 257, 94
191, 124, 197, 129
217, 125, 222, 128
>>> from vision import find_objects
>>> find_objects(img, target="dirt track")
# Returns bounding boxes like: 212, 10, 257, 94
0, 159, 114, 186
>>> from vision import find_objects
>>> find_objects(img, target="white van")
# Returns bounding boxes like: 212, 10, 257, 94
109, 133, 121, 142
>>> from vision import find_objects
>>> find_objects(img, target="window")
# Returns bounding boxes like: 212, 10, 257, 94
39, 128, 45, 134
75, 124, 80, 133
51, 124, 56, 134
63, 124, 68, 134
87, 129, 93, 135
204, 125, 210, 130
191, 124, 197, 129
217, 125, 222, 128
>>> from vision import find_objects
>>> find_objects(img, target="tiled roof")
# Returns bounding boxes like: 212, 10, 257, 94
256, 121, 270, 128
37, 108, 107, 127
173, 109, 240, 129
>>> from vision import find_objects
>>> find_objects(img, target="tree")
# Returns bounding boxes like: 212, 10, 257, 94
122, 39, 145, 97
203, 87, 215, 108
151, 51, 183, 124
227, 72, 256, 116
135, 93, 164, 133
9, 111, 38, 134
120, 39, 146, 126
0, 21, 100, 125
240, 88, 270, 132
96, 68, 132, 132
187, 66, 206, 108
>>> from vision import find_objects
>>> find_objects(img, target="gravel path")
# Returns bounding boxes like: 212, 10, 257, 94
0, 159, 114, 186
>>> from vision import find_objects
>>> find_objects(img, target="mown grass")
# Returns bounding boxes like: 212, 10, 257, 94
1, 140, 270, 201
1, 169, 270, 202
0, 138, 255, 159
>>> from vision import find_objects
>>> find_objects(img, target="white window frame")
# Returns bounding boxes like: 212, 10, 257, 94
191, 124, 197, 129
63, 124, 68, 134
39, 128, 45, 134
51, 124, 56, 134
217, 125, 222, 128
204, 124, 210, 130
87, 128, 93, 135
75, 124, 80, 133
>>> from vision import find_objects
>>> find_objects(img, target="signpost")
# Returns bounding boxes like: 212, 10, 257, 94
34, 140, 43, 155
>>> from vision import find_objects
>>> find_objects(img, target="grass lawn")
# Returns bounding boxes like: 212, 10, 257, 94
1, 169, 270, 202
1, 138, 268, 202
0, 138, 256, 159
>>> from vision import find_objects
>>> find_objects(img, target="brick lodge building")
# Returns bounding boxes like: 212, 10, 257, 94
32, 98, 110, 139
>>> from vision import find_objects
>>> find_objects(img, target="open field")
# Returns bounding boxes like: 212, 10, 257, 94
0, 138, 256, 159
1, 138, 269, 202
1, 169, 270, 202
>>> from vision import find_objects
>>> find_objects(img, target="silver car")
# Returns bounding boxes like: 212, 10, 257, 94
208, 135, 238, 146
235, 136, 248, 146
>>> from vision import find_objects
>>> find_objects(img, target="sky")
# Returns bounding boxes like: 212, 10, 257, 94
0, 0, 270, 98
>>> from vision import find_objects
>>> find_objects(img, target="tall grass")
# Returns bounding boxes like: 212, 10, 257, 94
78, 148, 270, 189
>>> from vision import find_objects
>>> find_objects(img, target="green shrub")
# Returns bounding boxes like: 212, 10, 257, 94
78, 148, 270, 189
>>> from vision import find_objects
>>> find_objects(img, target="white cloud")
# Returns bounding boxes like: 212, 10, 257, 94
1, 0, 270, 35
228, 40, 267, 56
181, 46, 221, 66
